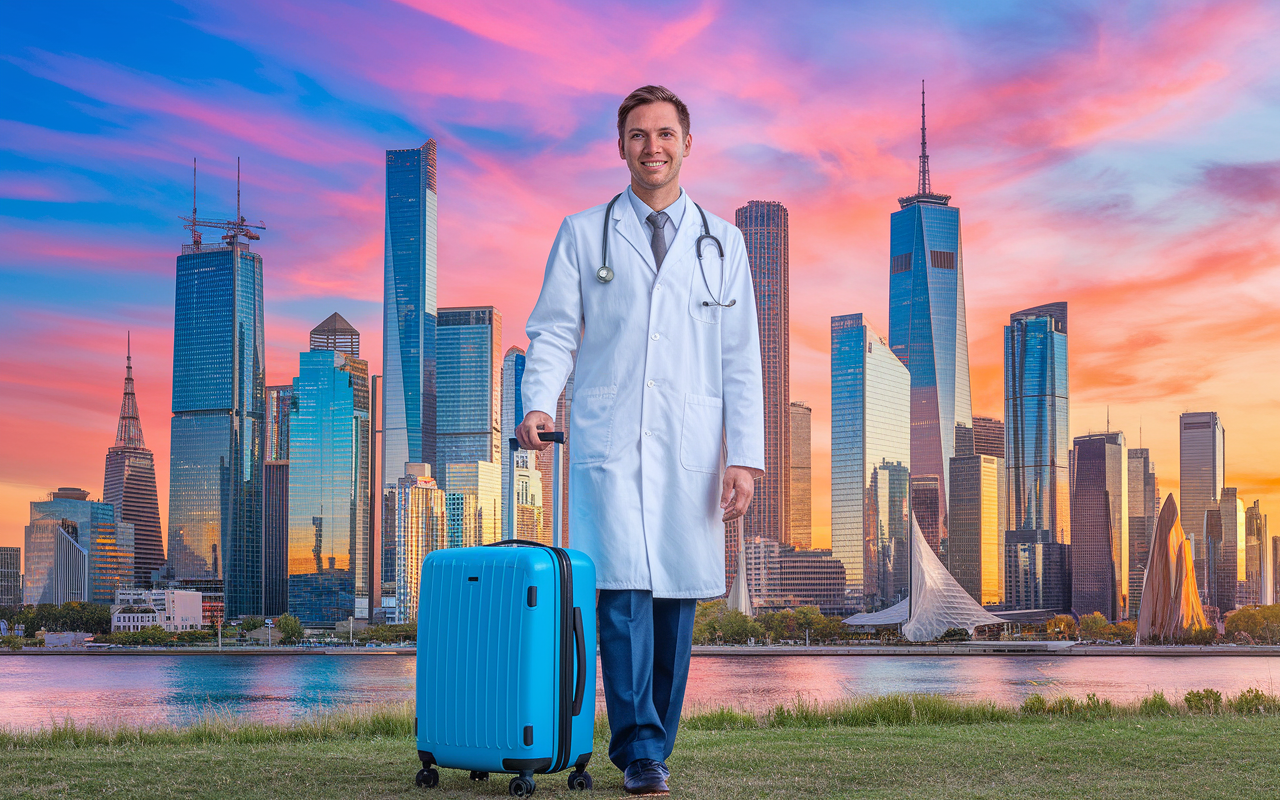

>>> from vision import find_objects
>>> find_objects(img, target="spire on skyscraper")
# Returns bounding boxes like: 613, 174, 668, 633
918, 80, 930, 196
114, 333, 145, 449
898, 81, 951, 208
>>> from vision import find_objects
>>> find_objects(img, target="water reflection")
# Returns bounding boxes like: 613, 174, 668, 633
2, 654, 1278, 730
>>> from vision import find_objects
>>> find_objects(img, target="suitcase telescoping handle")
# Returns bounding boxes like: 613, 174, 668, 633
507, 432, 565, 547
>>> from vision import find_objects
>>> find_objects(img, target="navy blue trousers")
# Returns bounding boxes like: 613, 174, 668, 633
597, 590, 697, 770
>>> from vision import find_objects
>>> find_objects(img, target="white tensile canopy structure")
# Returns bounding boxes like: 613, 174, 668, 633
726, 523, 753, 616
843, 513, 1004, 641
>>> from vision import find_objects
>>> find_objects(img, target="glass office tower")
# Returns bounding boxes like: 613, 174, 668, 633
1005, 303, 1070, 540
103, 344, 164, 588
0, 546, 20, 608
383, 141, 438, 483
1127, 448, 1158, 618
887, 93, 972, 558
790, 401, 813, 550
501, 346, 526, 541
1070, 432, 1128, 620
1004, 302, 1070, 611
394, 464, 446, 623
831, 314, 911, 609
1213, 487, 1245, 612
737, 200, 791, 545
1179, 411, 1224, 594
167, 233, 265, 618
436, 306, 502, 487
287, 349, 371, 626
26, 488, 130, 605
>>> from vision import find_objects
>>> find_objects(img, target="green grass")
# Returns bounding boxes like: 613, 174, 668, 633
3, 693, 1280, 798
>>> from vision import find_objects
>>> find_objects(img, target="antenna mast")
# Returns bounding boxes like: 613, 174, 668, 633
179, 156, 265, 250
918, 80, 930, 196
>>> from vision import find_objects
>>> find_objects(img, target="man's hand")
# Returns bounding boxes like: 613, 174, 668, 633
721, 465, 763, 522
516, 410, 555, 451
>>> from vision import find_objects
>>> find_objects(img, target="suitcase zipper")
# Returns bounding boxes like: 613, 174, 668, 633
550, 545, 574, 774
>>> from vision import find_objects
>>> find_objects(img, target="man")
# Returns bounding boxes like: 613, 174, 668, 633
517, 85, 764, 795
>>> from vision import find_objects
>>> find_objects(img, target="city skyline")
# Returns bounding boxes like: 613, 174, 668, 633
4, 3, 1280, 555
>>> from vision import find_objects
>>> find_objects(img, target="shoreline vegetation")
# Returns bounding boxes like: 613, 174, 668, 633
5, 688, 1280, 748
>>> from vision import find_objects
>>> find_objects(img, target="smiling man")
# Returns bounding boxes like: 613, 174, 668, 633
517, 85, 765, 795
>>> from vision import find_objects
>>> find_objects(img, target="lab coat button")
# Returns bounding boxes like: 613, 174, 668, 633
647, 380, 655, 388
643, 430, 652, 437
650, 333, 659, 341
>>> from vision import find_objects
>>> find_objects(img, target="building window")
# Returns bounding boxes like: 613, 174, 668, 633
930, 251, 956, 270
890, 254, 912, 274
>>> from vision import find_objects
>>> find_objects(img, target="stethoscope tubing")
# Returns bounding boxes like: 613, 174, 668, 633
597, 192, 734, 308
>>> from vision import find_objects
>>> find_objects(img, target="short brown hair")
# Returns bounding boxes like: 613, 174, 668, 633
617, 85, 690, 140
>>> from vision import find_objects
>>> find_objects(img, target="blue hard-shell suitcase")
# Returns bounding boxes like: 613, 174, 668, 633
414, 433, 596, 797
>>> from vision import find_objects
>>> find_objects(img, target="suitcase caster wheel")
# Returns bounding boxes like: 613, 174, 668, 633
470, 771, 489, 781
509, 776, 536, 796
415, 767, 439, 788
568, 770, 592, 790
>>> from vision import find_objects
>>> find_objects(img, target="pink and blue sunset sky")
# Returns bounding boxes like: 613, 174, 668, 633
2, 1, 1279, 552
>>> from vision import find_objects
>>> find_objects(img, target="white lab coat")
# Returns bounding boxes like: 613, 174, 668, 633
522, 189, 766, 598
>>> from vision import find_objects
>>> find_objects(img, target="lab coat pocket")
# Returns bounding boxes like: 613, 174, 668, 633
679, 393, 724, 474
572, 385, 616, 464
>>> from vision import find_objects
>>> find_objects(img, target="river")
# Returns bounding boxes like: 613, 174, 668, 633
2, 653, 1277, 730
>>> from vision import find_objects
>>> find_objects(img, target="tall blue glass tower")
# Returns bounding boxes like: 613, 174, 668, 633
436, 306, 502, 486
167, 198, 265, 618
888, 84, 972, 557
287, 346, 370, 626
831, 314, 911, 609
1005, 303, 1069, 541
383, 140, 438, 484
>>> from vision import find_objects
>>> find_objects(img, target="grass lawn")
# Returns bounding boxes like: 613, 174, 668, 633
3, 714, 1279, 799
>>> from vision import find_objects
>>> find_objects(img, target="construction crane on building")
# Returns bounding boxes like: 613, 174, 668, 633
180, 156, 266, 248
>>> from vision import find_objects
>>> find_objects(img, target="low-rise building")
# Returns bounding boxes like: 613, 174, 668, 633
111, 588, 203, 632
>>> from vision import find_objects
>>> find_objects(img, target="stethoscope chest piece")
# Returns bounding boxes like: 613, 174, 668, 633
596, 265, 614, 283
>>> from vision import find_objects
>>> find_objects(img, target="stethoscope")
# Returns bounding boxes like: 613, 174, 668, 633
596, 193, 736, 308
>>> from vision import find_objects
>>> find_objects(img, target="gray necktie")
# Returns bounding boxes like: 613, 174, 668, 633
647, 211, 669, 269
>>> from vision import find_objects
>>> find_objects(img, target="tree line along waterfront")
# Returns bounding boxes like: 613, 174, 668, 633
8, 600, 1280, 651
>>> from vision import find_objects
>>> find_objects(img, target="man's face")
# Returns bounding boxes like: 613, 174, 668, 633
618, 101, 691, 193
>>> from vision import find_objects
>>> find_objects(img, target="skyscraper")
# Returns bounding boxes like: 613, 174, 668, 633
265, 385, 293, 462
737, 200, 790, 545
262, 460, 289, 617
1127, 448, 1159, 618
1244, 500, 1268, 606
1071, 432, 1128, 620
263, 384, 291, 617
444, 462, 502, 547
949, 448, 1004, 607
168, 189, 266, 618
25, 488, 130, 605
501, 346, 526, 540
1214, 487, 1244, 612
888, 86, 972, 557
1179, 411, 1224, 594
0, 547, 20, 608
972, 416, 1004, 460
310, 312, 360, 357
789, 401, 812, 550
831, 314, 911, 610
1005, 303, 1070, 539
394, 464, 446, 624
384, 141, 438, 485
103, 341, 163, 588
287, 344, 371, 626
1004, 302, 1070, 611
436, 306, 501, 486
